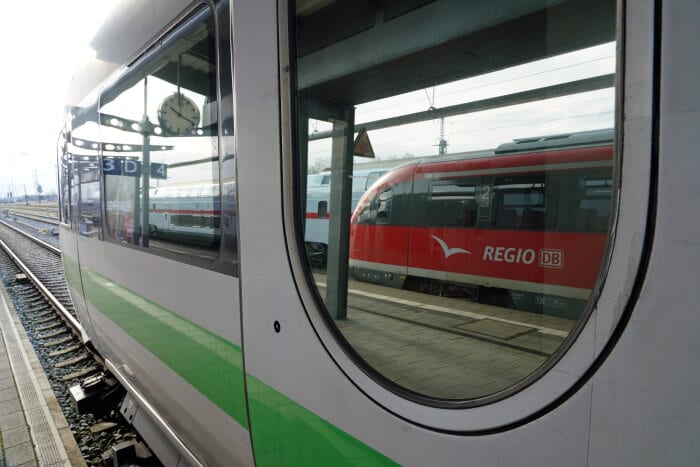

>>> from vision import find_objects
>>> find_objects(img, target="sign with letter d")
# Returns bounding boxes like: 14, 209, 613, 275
122, 160, 142, 177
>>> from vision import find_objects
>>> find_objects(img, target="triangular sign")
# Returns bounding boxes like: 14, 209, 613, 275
353, 128, 375, 158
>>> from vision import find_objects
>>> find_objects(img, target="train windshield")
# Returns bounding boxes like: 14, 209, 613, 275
292, 0, 617, 403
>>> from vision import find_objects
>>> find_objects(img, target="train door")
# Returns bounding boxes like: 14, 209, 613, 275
405, 174, 481, 300
65, 2, 251, 464
228, 0, 700, 463
235, 0, 645, 464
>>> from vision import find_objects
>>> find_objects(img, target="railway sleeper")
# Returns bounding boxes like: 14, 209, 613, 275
35, 321, 63, 331
62, 366, 99, 381
56, 354, 89, 368
43, 336, 74, 347
38, 328, 68, 339
34, 316, 59, 326
30, 310, 53, 319
49, 344, 81, 357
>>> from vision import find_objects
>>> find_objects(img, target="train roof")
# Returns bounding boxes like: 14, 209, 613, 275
494, 128, 614, 154
66, 0, 190, 107
400, 128, 614, 168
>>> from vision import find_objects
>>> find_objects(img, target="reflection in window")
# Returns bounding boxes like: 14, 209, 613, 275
99, 5, 220, 263
493, 176, 556, 230
428, 181, 477, 228
355, 187, 393, 225
64, 121, 102, 233
579, 178, 612, 232
294, 1, 616, 402
79, 171, 102, 239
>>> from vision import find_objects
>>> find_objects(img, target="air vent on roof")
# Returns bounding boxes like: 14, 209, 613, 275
495, 128, 613, 154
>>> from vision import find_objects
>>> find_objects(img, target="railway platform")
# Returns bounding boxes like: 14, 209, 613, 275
0, 282, 84, 466
314, 274, 575, 399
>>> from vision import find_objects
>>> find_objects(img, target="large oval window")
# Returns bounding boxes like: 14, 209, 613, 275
292, 0, 617, 403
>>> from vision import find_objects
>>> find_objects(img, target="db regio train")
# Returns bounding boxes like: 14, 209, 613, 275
305, 165, 388, 265
349, 129, 612, 319
58, 0, 700, 465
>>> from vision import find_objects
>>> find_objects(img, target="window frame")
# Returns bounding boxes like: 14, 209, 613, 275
280, 0, 652, 433
87, 1, 238, 276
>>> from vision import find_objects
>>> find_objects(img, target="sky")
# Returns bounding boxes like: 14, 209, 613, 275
0, 1, 117, 198
307, 42, 615, 171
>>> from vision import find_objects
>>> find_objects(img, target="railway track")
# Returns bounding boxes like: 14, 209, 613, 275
3, 203, 59, 221
5, 210, 60, 225
0, 221, 156, 466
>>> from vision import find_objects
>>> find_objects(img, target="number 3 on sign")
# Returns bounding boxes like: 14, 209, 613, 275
102, 157, 122, 175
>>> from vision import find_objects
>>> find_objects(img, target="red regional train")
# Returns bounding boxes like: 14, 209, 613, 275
349, 129, 613, 319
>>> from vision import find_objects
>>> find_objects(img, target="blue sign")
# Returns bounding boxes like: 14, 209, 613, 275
103, 157, 142, 177
151, 162, 167, 179
123, 160, 142, 177
103, 157, 122, 175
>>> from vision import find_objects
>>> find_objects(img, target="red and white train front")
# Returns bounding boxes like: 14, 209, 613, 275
349, 132, 613, 319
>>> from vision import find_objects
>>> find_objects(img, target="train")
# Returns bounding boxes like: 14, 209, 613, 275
305, 165, 390, 265
148, 183, 222, 247
349, 129, 612, 319
57, 0, 700, 466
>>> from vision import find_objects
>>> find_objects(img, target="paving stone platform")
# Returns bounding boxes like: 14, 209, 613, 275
0, 282, 85, 466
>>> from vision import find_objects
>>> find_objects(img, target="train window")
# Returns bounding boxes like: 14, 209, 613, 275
375, 188, 393, 224
579, 178, 612, 232
62, 116, 102, 232
98, 5, 222, 267
427, 181, 478, 228
355, 187, 393, 225
69, 162, 80, 230
493, 175, 556, 230
57, 132, 70, 224
292, 0, 617, 403
78, 167, 102, 239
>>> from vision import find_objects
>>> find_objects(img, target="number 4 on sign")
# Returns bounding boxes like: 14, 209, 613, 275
151, 163, 167, 179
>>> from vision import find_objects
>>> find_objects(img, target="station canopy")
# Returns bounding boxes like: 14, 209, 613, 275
296, 0, 614, 106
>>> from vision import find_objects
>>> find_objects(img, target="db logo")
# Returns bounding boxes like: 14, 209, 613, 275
539, 249, 564, 268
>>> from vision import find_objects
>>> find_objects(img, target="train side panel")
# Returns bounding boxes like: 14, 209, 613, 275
55, 0, 700, 465
68, 236, 252, 465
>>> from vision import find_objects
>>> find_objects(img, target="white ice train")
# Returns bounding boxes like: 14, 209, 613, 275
58, 0, 700, 465
148, 184, 222, 247
305, 165, 389, 265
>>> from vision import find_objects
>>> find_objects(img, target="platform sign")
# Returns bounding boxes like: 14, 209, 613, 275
103, 157, 143, 177
150, 162, 167, 179
122, 160, 142, 177
103, 157, 123, 175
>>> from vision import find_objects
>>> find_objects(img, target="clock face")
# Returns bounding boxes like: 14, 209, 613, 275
158, 93, 200, 135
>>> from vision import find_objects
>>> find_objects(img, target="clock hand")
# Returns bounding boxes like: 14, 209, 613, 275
168, 105, 198, 126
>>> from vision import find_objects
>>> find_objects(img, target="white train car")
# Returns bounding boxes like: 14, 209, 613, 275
149, 184, 221, 247
57, 0, 700, 465
305, 165, 389, 265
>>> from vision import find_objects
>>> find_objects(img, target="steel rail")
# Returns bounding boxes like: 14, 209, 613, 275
6, 210, 60, 225
0, 219, 61, 255
0, 237, 87, 343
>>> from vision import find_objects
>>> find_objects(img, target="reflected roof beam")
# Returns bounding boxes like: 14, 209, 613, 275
308, 74, 613, 141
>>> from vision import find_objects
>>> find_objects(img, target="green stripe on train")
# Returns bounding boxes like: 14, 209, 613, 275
77, 264, 249, 427
71, 260, 397, 465
247, 374, 400, 467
